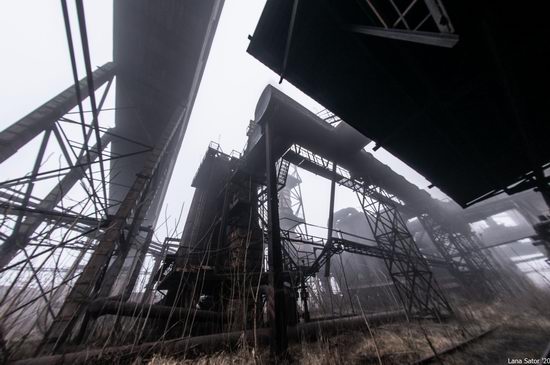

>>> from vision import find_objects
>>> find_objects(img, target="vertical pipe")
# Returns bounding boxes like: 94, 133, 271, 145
264, 121, 288, 356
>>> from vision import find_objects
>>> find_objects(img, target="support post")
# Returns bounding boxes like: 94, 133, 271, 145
9, 129, 52, 239
321, 163, 337, 312
97, 246, 129, 298
356, 181, 452, 318
324, 163, 337, 278
264, 121, 288, 356
418, 213, 505, 297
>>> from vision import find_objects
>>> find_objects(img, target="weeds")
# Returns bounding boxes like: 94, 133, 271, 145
144, 296, 550, 365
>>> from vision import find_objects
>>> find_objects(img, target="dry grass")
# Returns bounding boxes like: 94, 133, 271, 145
146, 348, 262, 365
144, 297, 550, 365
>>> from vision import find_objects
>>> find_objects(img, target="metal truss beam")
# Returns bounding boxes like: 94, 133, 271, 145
417, 213, 499, 293
0, 132, 113, 269
278, 165, 308, 234
75, 0, 109, 211
0, 203, 102, 228
280, 228, 462, 281
347, 25, 459, 48
353, 0, 458, 47
38, 105, 186, 354
0, 62, 115, 164
278, 144, 451, 318
282, 145, 410, 214
356, 185, 452, 318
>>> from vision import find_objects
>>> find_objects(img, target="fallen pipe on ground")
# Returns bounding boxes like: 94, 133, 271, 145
12, 310, 405, 365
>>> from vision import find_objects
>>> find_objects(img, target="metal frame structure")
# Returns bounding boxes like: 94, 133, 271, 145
0, 63, 117, 268
3, 0, 535, 358
355, 185, 452, 317
247, 88, 459, 353
279, 144, 452, 318
418, 214, 499, 290
278, 165, 308, 235
38, 102, 187, 353
349, 0, 458, 47
0, 2, 193, 357
253, 131, 455, 358
316, 109, 505, 297
0, 62, 169, 355
252, 135, 455, 354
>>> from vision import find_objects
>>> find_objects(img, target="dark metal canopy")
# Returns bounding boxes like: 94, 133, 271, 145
247, 0, 550, 207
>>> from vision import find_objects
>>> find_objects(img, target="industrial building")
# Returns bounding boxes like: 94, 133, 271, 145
0, 0, 549, 364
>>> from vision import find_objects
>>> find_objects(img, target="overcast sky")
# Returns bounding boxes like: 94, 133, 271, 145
0, 0, 449, 239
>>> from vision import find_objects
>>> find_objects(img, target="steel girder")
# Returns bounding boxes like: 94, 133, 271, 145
0, 63, 115, 165
0, 132, 114, 269
275, 144, 452, 318
356, 184, 453, 318
418, 214, 488, 282
39, 106, 186, 354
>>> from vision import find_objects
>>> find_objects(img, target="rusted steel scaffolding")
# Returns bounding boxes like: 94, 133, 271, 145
276, 145, 452, 318
417, 214, 501, 292
0, 73, 515, 362
2, 0, 547, 362
0, 0, 224, 361
0, 2, 528, 359
0, 53, 175, 355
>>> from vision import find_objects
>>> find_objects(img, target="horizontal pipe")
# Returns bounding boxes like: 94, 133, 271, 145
248, 85, 445, 216
293, 310, 405, 340
13, 310, 405, 365
88, 299, 225, 322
